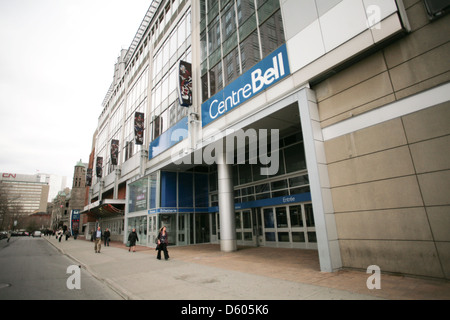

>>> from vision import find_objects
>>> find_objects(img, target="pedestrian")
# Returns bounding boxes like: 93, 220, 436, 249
65, 229, 71, 241
93, 226, 102, 253
7, 230, 11, 243
104, 228, 111, 247
57, 228, 63, 242
156, 226, 169, 260
127, 228, 139, 252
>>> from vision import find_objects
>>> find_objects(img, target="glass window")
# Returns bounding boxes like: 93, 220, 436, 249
284, 143, 306, 173
263, 208, 274, 228
289, 175, 309, 188
276, 207, 288, 228
308, 232, 317, 243
277, 232, 290, 242
235, 212, 241, 229
224, 47, 240, 86
259, 10, 285, 57
305, 203, 315, 227
265, 232, 275, 241
243, 210, 252, 228
289, 205, 303, 227
209, 61, 223, 97
271, 180, 287, 190
240, 30, 260, 74
292, 232, 305, 243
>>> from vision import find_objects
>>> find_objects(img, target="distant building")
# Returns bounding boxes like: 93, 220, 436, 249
0, 173, 50, 216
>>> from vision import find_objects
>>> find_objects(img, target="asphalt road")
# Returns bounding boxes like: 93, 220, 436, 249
0, 236, 123, 300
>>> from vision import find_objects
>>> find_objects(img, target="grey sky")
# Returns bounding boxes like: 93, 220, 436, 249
0, 0, 150, 187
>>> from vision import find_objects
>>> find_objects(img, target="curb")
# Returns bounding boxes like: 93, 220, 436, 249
44, 237, 137, 300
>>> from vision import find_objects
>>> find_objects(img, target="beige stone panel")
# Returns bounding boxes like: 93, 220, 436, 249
435, 242, 450, 279
328, 146, 415, 187
335, 208, 433, 240
321, 94, 396, 128
324, 118, 407, 163
318, 72, 394, 121
314, 52, 388, 102
427, 206, 450, 241
332, 176, 423, 213
418, 170, 450, 206
339, 239, 444, 278
384, 10, 450, 68
402, 101, 450, 143
410, 135, 450, 174
395, 71, 450, 100
389, 42, 450, 92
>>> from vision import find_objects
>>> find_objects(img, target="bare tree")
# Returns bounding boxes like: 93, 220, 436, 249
0, 183, 24, 231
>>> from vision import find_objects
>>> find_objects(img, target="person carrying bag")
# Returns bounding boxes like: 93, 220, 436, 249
156, 226, 169, 260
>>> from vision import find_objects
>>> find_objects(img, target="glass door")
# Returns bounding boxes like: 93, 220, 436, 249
177, 213, 192, 246
236, 210, 256, 246
159, 214, 177, 245
260, 203, 317, 249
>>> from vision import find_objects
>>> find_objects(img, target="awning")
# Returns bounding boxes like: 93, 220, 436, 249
81, 199, 125, 219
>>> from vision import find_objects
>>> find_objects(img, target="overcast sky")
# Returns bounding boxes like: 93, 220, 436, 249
0, 0, 151, 187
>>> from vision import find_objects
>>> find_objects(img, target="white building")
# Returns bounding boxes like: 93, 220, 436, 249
83, 0, 450, 280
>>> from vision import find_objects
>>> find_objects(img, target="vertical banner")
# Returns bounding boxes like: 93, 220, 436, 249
70, 209, 80, 236
86, 168, 92, 186
178, 61, 192, 107
96, 157, 103, 178
111, 139, 119, 165
134, 112, 144, 145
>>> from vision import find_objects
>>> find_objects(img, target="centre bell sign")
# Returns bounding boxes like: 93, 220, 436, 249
201, 44, 290, 127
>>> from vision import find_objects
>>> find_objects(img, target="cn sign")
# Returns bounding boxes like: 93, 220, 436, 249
2, 173, 17, 179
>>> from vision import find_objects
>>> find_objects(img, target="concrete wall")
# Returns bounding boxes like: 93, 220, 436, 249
313, 0, 450, 279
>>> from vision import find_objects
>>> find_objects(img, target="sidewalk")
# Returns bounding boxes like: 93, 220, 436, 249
45, 236, 450, 300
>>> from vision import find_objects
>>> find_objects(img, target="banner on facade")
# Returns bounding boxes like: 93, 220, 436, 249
111, 140, 119, 165
86, 168, 92, 186
178, 61, 192, 107
134, 112, 144, 145
96, 157, 103, 178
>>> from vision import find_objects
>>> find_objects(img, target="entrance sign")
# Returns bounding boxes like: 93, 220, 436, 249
201, 44, 290, 127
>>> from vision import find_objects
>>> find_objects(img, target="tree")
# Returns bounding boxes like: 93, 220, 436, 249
0, 183, 24, 231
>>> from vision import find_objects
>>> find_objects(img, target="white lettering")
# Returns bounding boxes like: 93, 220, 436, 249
66, 265, 81, 290
209, 100, 219, 119
366, 265, 381, 289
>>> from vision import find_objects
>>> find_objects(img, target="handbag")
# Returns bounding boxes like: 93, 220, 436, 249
126, 241, 131, 247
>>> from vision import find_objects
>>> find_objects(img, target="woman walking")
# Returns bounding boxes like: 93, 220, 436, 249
128, 228, 139, 252
156, 226, 169, 260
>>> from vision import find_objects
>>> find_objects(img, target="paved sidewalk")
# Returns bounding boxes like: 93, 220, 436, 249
45, 236, 450, 300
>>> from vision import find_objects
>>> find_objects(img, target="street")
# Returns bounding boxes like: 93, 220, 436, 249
0, 236, 123, 300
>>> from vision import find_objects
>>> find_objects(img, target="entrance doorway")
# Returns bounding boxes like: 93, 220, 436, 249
261, 203, 317, 249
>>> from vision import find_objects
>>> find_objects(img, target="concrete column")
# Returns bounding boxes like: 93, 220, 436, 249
217, 153, 237, 252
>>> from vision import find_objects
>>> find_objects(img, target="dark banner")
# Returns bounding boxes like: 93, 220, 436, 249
135, 112, 144, 145
111, 139, 119, 165
178, 61, 192, 107
86, 168, 92, 186
96, 157, 103, 178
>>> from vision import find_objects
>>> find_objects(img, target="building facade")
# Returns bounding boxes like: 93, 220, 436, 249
84, 0, 450, 279
0, 173, 50, 216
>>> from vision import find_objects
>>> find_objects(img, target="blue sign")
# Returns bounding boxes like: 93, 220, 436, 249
201, 44, 290, 127
208, 192, 311, 212
149, 116, 188, 160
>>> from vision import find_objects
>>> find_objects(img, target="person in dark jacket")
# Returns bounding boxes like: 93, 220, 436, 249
156, 226, 169, 260
128, 228, 139, 252
103, 228, 111, 247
